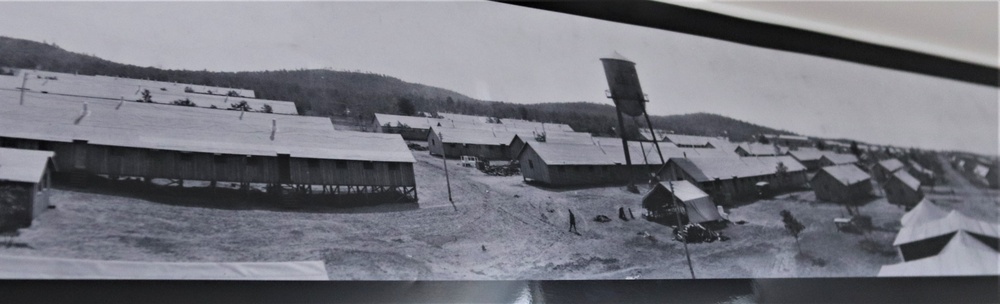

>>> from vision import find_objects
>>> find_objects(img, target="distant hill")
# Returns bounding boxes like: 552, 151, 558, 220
0, 36, 793, 141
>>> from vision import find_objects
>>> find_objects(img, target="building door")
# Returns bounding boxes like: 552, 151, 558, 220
73, 140, 88, 170
278, 154, 291, 183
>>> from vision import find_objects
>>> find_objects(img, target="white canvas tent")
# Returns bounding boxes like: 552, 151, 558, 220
0, 255, 329, 280
642, 180, 723, 223
900, 198, 949, 227
878, 231, 1000, 277
894, 210, 1000, 247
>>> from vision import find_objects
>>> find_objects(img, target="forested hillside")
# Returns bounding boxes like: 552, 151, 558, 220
0, 36, 794, 141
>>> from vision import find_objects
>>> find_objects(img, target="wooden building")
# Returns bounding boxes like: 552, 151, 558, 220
508, 132, 594, 159
658, 156, 808, 204
427, 127, 514, 160
662, 134, 718, 148
884, 171, 923, 208
517, 142, 628, 186
765, 134, 813, 148
0, 69, 300, 114
788, 149, 833, 171
0, 90, 417, 202
811, 164, 872, 204
641, 180, 723, 223
818, 153, 859, 167
371, 113, 439, 140
872, 158, 906, 183
734, 143, 787, 157
0, 148, 56, 229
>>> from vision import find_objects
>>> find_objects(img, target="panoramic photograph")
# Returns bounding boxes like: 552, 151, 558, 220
0, 1, 996, 282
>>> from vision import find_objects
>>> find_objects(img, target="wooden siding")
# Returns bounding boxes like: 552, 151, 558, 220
812, 171, 872, 203
3, 137, 416, 187
518, 145, 659, 186
661, 161, 808, 203
885, 178, 923, 208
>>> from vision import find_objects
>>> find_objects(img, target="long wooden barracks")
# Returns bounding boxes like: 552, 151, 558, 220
0, 90, 418, 202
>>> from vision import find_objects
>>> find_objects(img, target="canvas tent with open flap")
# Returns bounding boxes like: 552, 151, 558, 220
642, 180, 723, 223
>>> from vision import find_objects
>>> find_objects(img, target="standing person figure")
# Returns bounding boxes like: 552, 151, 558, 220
568, 209, 578, 233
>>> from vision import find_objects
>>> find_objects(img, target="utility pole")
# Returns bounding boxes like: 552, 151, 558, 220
669, 180, 696, 279
440, 132, 456, 211
19, 72, 28, 105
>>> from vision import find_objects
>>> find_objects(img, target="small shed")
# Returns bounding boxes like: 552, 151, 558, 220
879, 231, 999, 277
642, 180, 722, 223
811, 164, 872, 203
885, 171, 923, 208
0, 148, 56, 229
872, 158, 906, 183
893, 210, 999, 261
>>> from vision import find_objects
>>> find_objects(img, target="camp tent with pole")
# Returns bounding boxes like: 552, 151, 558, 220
642, 180, 723, 223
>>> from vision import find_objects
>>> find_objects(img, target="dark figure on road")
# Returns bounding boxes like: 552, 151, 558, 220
628, 208, 636, 220
568, 209, 578, 233
619, 207, 628, 221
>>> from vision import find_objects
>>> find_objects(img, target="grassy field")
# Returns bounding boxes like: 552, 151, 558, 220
1, 149, 996, 279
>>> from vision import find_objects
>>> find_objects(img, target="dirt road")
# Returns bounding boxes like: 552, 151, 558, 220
2, 150, 924, 279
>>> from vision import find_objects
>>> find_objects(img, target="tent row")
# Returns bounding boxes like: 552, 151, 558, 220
878, 199, 999, 276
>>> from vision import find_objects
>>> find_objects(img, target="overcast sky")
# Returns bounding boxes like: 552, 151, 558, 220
0, 2, 995, 155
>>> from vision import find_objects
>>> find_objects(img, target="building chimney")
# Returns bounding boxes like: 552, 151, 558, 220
74, 102, 89, 125
270, 119, 277, 141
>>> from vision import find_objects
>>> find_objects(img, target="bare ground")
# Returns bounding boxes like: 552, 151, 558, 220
2, 151, 996, 279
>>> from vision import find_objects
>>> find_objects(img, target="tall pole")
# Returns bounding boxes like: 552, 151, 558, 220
669, 180, 696, 279
440, 132, 456, 211
614, 103, 638, 192
643, 110, 665, 165
19, 72, 28, 105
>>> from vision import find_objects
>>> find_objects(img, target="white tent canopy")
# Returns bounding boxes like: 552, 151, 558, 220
878, 231, 1000, 277
900, 198, 949, 227
894, 210, 1000, 246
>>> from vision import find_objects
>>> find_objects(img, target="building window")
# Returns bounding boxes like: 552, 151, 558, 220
179, 153, 193, 161
449, 143, 457, 148
363, 162, 375, 170
558, 166, 565, 173
214, 154, 226, 164
431, 139, 435, 145
110, 147, 124, 157
246, 156, 258, 165
388, 163, 400, 171
336, 160, 348, 169
528, 160, 534, 169
603, 166, 609, 172
308, 159, 320, 168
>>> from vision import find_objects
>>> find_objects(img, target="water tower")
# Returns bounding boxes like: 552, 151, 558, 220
600, 52, 665, 191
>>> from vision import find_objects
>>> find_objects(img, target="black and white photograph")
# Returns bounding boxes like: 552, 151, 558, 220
0, 0, 996, 289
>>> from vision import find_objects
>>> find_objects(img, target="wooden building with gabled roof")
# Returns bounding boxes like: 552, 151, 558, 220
811, 164, 872, 204
0, 90, 417, 202
0, 148, 56, 229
